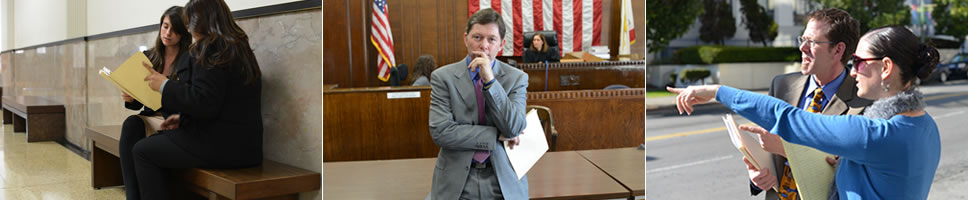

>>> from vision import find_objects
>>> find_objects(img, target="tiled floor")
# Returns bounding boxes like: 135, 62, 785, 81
0, 124, 125, 199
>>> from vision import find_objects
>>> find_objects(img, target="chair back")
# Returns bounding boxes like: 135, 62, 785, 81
526, 105, 558, 151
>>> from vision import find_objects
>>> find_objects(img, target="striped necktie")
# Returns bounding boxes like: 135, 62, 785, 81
779, 87, 824, 199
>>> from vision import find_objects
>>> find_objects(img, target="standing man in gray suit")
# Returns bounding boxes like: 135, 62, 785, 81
742, 8, 872, 200
428, 8, 530, 200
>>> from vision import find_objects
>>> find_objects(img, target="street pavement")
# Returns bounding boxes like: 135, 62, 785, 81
645, 80, 968, 199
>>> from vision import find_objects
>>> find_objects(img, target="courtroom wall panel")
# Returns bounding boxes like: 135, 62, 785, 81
323, 87, 439, 162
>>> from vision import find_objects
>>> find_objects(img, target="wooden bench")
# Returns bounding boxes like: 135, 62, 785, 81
87, 125, 321, 199
1, 95, 66, 142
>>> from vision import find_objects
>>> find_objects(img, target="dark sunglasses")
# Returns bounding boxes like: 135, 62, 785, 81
847, 54, 883, 71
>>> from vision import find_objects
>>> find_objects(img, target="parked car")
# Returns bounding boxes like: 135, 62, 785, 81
941, 53, 968, 79
927, 66, 952, 83
928, 53, 968, 83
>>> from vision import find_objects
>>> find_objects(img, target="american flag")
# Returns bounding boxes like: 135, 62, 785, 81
469, 0, 603, 57
371, 0, 396, 82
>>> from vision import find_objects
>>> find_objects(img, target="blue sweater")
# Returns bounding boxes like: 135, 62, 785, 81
716, 86, 940, 200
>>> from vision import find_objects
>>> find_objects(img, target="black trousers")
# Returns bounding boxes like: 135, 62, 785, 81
120, 115, 207, 200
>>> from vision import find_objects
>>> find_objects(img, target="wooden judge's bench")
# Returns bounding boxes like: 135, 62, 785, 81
323, 60, 644, 162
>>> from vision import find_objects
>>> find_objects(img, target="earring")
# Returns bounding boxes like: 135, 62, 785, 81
881, 80, 890, 92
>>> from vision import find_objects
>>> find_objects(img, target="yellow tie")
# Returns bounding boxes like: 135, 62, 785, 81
778, 88, 823, 200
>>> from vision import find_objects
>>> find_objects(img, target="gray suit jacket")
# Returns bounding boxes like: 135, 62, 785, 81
751, 71, 872, 199
428, 59, 529, 200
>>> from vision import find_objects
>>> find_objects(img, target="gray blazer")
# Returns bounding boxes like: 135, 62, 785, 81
428, 59, 530, 200
411, 76, 430, 86
752, 71, 871, 199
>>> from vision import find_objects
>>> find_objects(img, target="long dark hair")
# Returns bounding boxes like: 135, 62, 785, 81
528, 34, 549, 53
184, 0, 261, 85
863, 26, 939, 87
409, 55, 436, 83
147, 6, 190, 79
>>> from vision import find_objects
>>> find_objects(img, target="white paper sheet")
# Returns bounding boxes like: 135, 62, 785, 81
504, 109, 549, 180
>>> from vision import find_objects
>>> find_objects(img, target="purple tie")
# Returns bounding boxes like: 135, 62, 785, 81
472, 78, 490, 163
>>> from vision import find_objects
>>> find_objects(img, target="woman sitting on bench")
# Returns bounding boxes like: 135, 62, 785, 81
118, 5, 192, 200
125, 0, 265, 199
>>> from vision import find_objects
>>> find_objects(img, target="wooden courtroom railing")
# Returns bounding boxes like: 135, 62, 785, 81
518, 60, 645, 91
323, 86, 438, 162
324, 87, 644, 161
526, 88, 644, 151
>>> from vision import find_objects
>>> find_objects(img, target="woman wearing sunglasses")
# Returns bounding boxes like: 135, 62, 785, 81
668, 25, 941, 199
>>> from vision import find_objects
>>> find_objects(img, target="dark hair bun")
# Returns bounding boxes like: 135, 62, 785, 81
915, 44, 939, 82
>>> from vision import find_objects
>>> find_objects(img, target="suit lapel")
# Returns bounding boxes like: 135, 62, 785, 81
825, 75, 860, 115
781, 74, 810, 106
452, 64, 477, 112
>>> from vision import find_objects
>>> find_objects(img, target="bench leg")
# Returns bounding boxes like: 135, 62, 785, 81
12, 114, 25, 132
25, 113, 65, 142
91, 143, 124, 189
2, 108, 11, 124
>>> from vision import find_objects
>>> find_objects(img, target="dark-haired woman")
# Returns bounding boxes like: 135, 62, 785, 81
118, 6, 192, 200
669, 26, 941, 199
133, 0, 265, 199
409, 54, 435, 86
523, 33, 560, 63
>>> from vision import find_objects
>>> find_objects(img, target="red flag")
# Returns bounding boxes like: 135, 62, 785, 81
469, 0, 603, 56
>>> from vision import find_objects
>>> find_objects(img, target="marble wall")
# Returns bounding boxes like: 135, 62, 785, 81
1, 52, 11, 95
238, 10, 322, 200
2, 8, 321, 200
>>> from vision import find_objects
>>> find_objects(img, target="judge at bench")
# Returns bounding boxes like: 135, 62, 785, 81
428, 8, 530, 200
523, 32, 560, 63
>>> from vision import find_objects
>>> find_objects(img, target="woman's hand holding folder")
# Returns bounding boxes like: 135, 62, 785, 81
143, 61, 168, 92
739, 124, 786, 158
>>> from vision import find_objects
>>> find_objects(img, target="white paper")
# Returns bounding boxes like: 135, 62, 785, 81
722, 114, 777, 190
504, 109, 549, 180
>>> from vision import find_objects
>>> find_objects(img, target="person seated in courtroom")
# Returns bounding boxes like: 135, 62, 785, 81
523, 33, 560, 63
118, 6, 192, 200
410, 54, 436, 86
132, 0, 266, 199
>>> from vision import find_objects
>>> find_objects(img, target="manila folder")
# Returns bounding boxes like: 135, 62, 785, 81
99, 52, 162, 110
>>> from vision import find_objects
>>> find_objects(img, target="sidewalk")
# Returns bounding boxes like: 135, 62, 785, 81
646, 89, 769, 111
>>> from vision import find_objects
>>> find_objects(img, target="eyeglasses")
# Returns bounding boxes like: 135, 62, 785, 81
847, 54, 884, 72
798, 36, 836, 47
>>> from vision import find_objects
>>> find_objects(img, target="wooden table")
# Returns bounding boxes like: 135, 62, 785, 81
577, 147, 645, 197
323, 158, 436, 199
528, 151, 632, 199
323, 151, 631, 199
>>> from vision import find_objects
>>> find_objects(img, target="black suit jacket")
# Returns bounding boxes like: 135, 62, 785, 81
523, 47, 561, 63
750, 71, 872, 199
125, 51, 192, 117
160, 55, 263, 166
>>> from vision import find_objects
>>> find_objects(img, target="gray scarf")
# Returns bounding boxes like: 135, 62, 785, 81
863, 89, 926, 120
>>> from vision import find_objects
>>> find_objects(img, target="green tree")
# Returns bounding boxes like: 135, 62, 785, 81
813, 0, 910, 33
699, 0, 736, 45
933, 0, 968, 43
646, 0, 704, 53
739, 0, 777, 46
